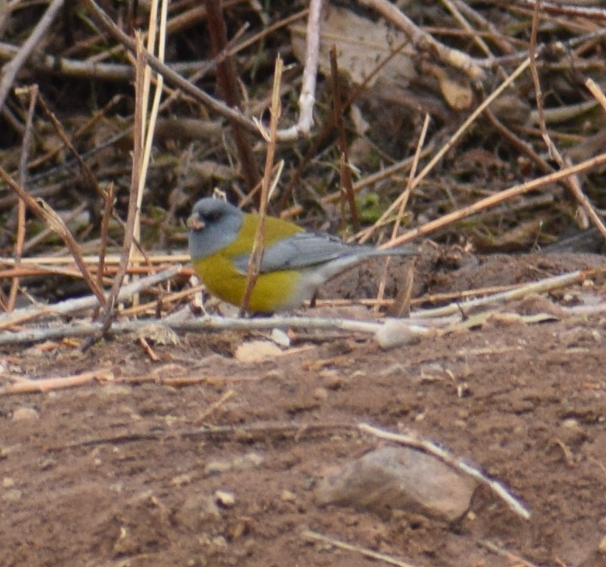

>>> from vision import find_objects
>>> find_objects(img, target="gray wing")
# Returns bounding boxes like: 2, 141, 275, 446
233, 232, 375, 274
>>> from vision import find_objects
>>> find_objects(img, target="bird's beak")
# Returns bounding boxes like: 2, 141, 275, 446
186, 215, 204, 231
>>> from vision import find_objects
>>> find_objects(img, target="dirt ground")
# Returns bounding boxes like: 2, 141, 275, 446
2, 251, 606, 567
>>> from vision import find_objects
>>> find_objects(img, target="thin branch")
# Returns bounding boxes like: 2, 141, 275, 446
478, 540, 542, 567
7, 85, 37, 312
358, 0, 485, 80
516, 0, 606, 20
240, 57, 283, 315
0, 266, 181, 330
0, 166, 106, 307
360, 57, 531, 245
303, 530, 420, 567
330, 46, 359, 234
3, 266, 606, 346
388, 150, 606, 247
82, 0, 260, 137
95, 33, 152, 342
36, 94, 108, 202
275, 0, 323, 140
0, 314, 382, 346
205, 0, 259, 189
413, 270, 586, 319
0, 369, 114, 395
528, 1, 606, 243
0, 0, 65, 112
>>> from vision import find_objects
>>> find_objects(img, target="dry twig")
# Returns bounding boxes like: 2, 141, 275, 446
0, 369, 114, 395
7, 85, 37, 312
359, 0, 485, 80
478, 539, 542, 567
528, 0, 606, 243
389, 151, 606, 247
0, 0, 64, 112
303, 530, 419, 567
240, 57, 283, 315
361, 57, 531, 245
205, 0, 259, 189
0, 266, 181, 330
0, 166, 106, 306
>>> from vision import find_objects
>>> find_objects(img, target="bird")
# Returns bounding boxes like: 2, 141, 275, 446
187, 197, 417, 314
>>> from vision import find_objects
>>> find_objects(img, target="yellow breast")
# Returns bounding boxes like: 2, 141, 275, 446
193, 255, 302, 312
192, 212, 304, 313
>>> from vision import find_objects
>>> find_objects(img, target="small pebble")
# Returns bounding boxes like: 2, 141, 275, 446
561, 418, 580, 429
270, 328, 291, 347
375, 320, 430, 349
205, 460, 232, 477
313, 387, 328, 400
12, 407, 39, 421
232, 452, 264, 470
281, 490, 296, 501
215, 490, 235, 507
2, 489, 22, 501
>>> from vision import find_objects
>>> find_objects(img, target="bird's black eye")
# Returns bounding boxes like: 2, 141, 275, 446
205, 211, 221, 222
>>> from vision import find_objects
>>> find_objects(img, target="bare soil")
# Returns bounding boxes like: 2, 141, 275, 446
2, 251, 606, 567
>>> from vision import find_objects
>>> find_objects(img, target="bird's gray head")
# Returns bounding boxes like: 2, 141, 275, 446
187, 198, 243, 260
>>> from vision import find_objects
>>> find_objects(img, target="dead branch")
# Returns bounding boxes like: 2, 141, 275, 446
0, 0, 64, 112
0, 369, 114, 396
358, 0, 485, 80
303, 530, 419, 567
0, 265, 181, 330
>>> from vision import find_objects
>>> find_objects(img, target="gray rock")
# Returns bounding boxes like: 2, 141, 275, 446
315, 445, 477, 522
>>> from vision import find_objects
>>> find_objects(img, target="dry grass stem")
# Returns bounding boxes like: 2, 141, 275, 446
1, 254, 190, 267
0, 369, 115, 396
393, 113, 431, 233
240, 56, 283, 315
390, 150, 606, 246
0, 0, 64, 112
0, 167, 106, 306
586, 79, 606, 112
96, 5, 168, 339
330, 46, 359, 234
119, 284, 205, 317
196, 389, 235, 423
205, 0, 259, 189
8, 85, 37, 312
97, 182, 115, 293
413, 269, 585, 319
360, 57, 531, 244
36, 95, 107, 202
478, 540, 542, 567
375, 113, 429, 309
0, 266, 181, 330
274, 0, 322, 141
96, 34, 148, 336
440, 0, 493, 58
359, 0, 485, 79
302, 530, 420, 567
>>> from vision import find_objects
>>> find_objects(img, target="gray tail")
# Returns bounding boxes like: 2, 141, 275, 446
369, 246, 418, 257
